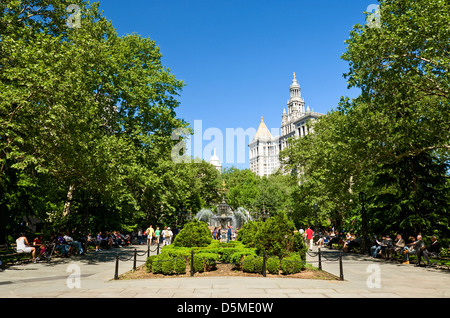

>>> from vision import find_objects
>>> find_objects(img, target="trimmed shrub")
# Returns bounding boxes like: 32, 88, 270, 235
230, 249, 257, 269
186, 252, 206, 273
161, 245, 191, 259
148, 253, 186, 275
197, 252, 219, 271
161, 256, 174, 275
294, 232, 307, 260
266, 257, 280, 275
173, 257, 187, 275
151, 255, 164, 274
242, 254, 263, 274
173, 219, 212, 248
255, 212, 297, 258
237, 220, 263, 247
192, 254, 204, 273
146, 255, 158, 272
280, 253, 304, 275
219, 248, 240, 263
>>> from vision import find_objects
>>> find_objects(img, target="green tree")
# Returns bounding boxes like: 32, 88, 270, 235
254, 212, 297, 258
222, 167, 260, 211
281, 0, 449, 238
341, 0, 449, 236
0, 1, 188, 237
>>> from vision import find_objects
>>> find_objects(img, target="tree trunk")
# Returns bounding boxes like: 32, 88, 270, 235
63, 184, 76, 217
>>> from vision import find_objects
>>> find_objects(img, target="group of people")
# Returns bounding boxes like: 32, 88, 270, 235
299, 227, 443, 268
86, 231, 133, 252
370, 233, 441, 267
15, 231, 85, 263
299, 226, 342, 251
14, 225, 176, 261
136, 225, 176, 246
211, 226, 236, 243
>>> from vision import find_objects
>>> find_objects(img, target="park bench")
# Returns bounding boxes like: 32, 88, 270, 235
386, 246, 450, 269
427, 248, 450, 269
0, 243, 33, 266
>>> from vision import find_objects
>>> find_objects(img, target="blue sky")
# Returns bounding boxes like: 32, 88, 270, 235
97, 0, 376, 169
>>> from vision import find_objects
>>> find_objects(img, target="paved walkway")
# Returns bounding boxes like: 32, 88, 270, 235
1, 244, 449, 298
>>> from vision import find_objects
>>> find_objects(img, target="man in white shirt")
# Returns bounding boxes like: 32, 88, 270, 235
164, 227, 173, 245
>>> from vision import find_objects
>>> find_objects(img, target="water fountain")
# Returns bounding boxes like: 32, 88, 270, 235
231, 207, 253, 229
194, 181, 253, 240
196, 205, 252, 241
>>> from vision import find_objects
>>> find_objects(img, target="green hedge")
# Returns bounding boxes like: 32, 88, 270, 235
229, 250, 257, 269
280, 253, 304, 274
240, 255, 281, 275
196, 252, 219, 271
192, 254, 204, 273
146, 254, 187, 275
173, 219, 212, 248
146, 237, 306, 276
242, 255, 264, 274
173, 257, 187, 274
266, 257, 280, 274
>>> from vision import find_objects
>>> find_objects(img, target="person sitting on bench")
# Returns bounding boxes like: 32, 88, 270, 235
421, 236, 441, 268
402, 235, 424, 265
16, 233, 37, 263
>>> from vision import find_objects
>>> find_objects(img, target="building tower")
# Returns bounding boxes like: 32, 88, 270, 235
279, 72, 322, 153
248, 116, 280, 177
249, 73, 324, 176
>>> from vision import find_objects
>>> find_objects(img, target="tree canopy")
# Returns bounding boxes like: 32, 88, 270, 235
281, 0, 449, 239
0, 0, 219, 240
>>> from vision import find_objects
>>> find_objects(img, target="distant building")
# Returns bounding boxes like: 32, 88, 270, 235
249, 73, 324, 177
209, 148, 222, 172
248, 117, 280, 177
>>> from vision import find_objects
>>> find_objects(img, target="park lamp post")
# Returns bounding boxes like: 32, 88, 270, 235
359, 191, 368, 254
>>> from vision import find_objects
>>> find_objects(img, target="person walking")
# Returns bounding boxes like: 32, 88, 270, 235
155, 227, 161, 246
146, 225, 155, 246
306, 226, 314, 251
161, 226, 167, 245
227, 226, 232, 243
217, 227, 222, 242
164, 227, 173, 245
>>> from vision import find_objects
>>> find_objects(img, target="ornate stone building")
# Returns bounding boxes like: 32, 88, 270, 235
209, 148, 222, 172
248, 116, 280, 177
249, 73, 324, 177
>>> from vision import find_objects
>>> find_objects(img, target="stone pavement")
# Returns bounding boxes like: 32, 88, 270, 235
1, 243, 449, 298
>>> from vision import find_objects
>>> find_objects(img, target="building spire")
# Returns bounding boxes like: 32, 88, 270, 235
291, 72, 299, 87
254, 116, 272, 140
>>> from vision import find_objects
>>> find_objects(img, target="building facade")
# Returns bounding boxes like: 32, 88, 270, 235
249, 73, 324, 177
248, 116, 280, 177
209, 148, 222, 172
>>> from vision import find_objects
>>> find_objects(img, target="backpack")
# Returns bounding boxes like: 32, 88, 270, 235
165, 230, 170, 238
